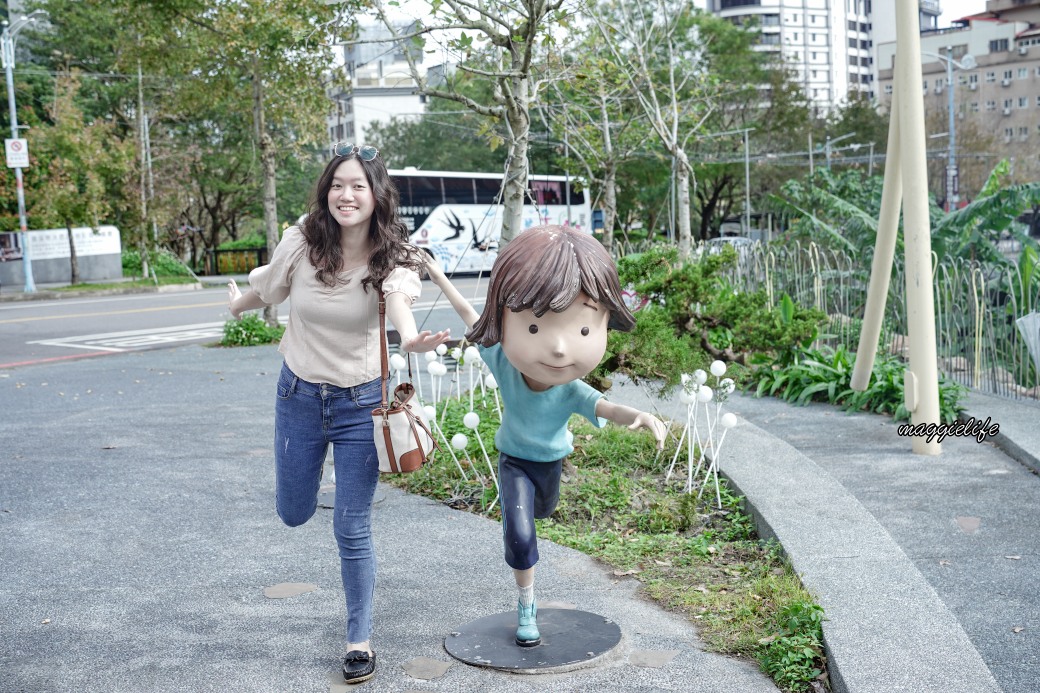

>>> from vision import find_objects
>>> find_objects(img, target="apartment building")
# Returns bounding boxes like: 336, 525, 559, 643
326, 23, 427, 145
876, 13, 1040, 192
703, 0, 941, 110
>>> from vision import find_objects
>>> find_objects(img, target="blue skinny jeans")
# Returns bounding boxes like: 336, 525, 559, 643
273, 362, 381, 644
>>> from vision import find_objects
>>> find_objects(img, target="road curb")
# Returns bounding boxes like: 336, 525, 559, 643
0, 282, 203, 302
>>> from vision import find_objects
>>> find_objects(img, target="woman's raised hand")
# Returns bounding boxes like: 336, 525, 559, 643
228, 278, 244, 319
400, 328, 451, 353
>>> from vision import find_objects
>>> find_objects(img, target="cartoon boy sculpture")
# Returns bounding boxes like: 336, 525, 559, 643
425, 224, 666, 647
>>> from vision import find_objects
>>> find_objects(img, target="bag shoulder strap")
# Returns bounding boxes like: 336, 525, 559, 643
378, 291, 389, 408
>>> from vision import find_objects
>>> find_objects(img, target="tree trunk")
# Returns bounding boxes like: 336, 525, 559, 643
675, 151, 693, 258
603, 162, 617, 256
500, 73, 531, 247
253, 54, 280, 327
66, 224, 80, 285
599, 91, 617, 256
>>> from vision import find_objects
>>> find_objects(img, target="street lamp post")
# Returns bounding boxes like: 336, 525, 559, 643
824, 132, 856, 169
923, 47, 975, 212
2, 11, 45, 293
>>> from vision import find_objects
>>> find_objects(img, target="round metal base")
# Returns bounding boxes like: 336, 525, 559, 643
444, 608, 621, 673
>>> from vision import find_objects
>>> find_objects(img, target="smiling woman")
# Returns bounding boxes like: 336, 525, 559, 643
225, 143, 450, 686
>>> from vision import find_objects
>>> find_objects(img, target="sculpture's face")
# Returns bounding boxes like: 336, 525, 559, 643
500, 291, 609, 391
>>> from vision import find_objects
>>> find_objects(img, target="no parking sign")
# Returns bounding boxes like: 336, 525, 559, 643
5, 138, 29, 168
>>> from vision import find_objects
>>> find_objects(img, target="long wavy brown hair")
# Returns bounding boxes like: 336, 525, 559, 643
467, 224, 636, 346
300, 152, 422, 291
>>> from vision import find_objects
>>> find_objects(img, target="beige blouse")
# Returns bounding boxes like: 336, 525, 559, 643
248, 226, 421, 388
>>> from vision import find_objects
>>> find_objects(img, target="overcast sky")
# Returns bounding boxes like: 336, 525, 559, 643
938, 0, 990, 26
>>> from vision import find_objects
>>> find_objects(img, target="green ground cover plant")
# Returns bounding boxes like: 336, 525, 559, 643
387, 390, 828, 692
748, 343, 966, 424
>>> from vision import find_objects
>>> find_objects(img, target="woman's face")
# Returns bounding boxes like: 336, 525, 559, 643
500, 291, 610, 392
326, 158, 375, 232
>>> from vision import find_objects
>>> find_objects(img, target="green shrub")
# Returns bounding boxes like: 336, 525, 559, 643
218, 233, 268, 250
596, 245, 825, 392
122, 248, 194, 277
220, 314, 284, 347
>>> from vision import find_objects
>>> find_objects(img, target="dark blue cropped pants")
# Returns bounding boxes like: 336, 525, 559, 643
498, 452, 563, 571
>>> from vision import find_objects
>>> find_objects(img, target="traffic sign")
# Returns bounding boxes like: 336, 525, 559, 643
5, 138, 29, 168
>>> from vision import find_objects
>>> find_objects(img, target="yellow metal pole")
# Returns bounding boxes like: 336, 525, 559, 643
895, 1, 942, 455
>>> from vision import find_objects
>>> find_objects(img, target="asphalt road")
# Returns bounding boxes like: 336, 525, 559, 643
0, 277, 484, 369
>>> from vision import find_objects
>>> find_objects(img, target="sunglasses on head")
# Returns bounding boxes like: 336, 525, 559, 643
332, 142, 379, 161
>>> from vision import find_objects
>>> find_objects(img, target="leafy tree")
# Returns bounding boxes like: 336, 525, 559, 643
138, 0, 340, 323
589, 0, 721, 257
365, 95, 505, 173
686, 15, 811, 242
29, 74, 134, 284
932, 160, 1040, 264
545, 41, 651, 254
364, 0, 572, 246
768, 168, 892, 257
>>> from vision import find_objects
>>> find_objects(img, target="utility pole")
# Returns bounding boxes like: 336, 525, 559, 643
2, 12, 45, 292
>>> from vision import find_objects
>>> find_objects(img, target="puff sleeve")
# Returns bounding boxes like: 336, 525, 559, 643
248, 226, 307, 305
381, 266, 422, 304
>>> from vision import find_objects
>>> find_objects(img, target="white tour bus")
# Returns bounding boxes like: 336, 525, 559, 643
390, 168, 592, 274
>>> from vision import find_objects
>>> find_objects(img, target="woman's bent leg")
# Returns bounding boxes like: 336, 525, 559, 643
273, 364, 328, 527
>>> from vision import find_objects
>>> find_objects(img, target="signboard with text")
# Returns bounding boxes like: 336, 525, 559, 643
5, 138, 29, 168
23, 226, 122, 260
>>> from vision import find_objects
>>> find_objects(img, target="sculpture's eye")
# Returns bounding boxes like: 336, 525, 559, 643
580, 326, 590, 336
529, 324, 538, 334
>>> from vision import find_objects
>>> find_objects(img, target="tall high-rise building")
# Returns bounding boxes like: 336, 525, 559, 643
702, 0, 943, 110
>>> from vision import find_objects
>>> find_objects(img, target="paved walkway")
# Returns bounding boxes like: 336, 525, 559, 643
1, 338, 1037, 692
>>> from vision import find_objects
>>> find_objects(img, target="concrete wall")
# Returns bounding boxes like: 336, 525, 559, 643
0, 226, 123, 289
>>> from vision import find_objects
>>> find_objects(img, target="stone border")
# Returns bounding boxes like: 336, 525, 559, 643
720, 417, 1001, 693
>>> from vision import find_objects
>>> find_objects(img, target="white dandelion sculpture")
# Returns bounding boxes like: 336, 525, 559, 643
426, 359, 468, 480
463, 411, 497, 490
449, 347, 464, 402
464, 411, 499, 511
667, 361, 740, 508
666, 369, 708, 491
463, 346, 481, 412
389, 353, 407, 388
485, 373, 502, 418
699, 413, 738, 509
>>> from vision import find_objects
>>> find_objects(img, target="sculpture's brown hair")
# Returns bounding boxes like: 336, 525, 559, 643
466, 225, 635, 346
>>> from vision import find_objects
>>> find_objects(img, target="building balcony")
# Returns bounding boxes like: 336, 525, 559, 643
920, 0, 941, 16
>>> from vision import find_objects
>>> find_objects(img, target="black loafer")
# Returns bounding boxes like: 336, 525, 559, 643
342, 649, 376, 684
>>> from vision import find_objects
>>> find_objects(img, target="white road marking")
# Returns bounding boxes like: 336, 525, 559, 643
27, 322, 235, 351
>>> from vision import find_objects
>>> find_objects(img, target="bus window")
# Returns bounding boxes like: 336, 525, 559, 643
474, 177, 501, 204
442, 176, 476, 204
530, 180, 562, 206
566, 185, 585, 206
396, 175, 443, 209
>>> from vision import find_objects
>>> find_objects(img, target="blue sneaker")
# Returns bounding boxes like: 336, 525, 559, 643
515, 600, 540, 647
